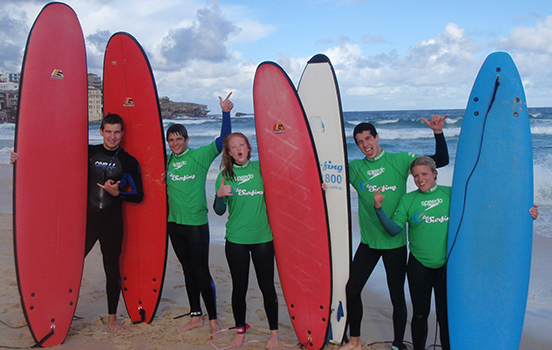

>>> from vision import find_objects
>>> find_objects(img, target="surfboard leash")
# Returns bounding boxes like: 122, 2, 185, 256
0, 319, 27, 329
446, 74, 501, 262
439, 73, 501, 350
205, 324, 299, 350
0, 320, 55, 349
131, 307, 146, 324
31, 326, 55, 348
173, 311, 202, 319
0, 325, 54, 349
0, 320, 40, 350
0, 344, 34, 349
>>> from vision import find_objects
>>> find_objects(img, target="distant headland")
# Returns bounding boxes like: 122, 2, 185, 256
0, 72, 227, 123
159, 96, 209, 118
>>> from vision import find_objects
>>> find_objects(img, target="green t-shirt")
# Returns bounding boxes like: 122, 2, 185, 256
349, 150, 418, 249
215, 161, 273, 245
392, 185, 451, 269
167, 142, 219, 225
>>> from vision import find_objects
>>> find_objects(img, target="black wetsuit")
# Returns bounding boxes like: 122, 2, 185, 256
85, 144, 143, 314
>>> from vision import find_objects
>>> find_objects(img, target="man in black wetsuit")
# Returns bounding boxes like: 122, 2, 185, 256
11, 114, 143, 333
86, 113, 143, 332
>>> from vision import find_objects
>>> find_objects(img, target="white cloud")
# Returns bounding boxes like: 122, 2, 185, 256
494, 16, 552, 107
361, 33, 385, 44
319, 23, 482, 110
158, 4, 241, 70
495, 16, 552, 54
4, 1, 552, 111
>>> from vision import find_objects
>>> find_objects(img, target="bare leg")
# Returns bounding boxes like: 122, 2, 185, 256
178, 315, 203, 333
209, 319, 222, 339
266, 330, 279, 349
108, 314, 124, 333
231, 333, 246, 347
338, 336, 362, 350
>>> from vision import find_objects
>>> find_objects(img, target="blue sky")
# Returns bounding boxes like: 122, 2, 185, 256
2, 0, 552, 113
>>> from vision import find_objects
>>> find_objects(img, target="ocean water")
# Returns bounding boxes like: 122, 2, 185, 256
1, 108, 551, 237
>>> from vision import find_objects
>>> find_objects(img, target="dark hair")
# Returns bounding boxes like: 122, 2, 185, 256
166, 124, 188, 140
101, 113, 124, 130
353, 122, 377, 138
220, 133, 252, 181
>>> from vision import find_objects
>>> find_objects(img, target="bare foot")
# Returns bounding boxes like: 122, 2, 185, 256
209, 319, 222, 339
231, 333, 246, 347
338, 336, 362, 350
266, 330, 279, 349
108, 314, 124, 333
178, 315, 203, 333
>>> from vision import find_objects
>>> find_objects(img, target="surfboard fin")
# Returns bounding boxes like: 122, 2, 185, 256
337, 301, 344, 321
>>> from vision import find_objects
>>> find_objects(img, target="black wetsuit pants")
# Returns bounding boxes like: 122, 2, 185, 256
225, 240, 279, 331
168, 222, 217, 319
346, 243, 407, 346
85, 208, 124, 315
407, 253, 450, 350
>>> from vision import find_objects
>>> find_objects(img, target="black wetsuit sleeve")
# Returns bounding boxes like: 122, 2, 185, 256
429, 133, 449, 168
118, 155, 144, 203
213, 194, 227, 216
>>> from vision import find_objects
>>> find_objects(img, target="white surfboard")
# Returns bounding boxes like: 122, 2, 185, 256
298, 54, 351, 345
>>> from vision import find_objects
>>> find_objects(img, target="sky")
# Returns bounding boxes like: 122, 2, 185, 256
1, 0, 552, 113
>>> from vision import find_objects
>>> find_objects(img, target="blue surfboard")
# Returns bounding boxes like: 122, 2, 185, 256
447, 52, 533, 350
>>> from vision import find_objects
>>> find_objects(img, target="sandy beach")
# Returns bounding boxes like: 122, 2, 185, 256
1, 162, 551, 349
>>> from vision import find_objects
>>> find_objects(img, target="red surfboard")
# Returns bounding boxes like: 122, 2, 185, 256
253, 61, 331, 350
103, 32, 168, 323
13, 3, 88, 347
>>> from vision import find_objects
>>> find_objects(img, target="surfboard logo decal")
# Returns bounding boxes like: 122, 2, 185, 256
123, 97, 135, 107
421, 198, 443, 211
413, 212, 426, 223
309, 116, 326, 133
359, 181, 397, 192
413, 212, 449, 224
273, 123, 286, 133
50, 69, 64, 80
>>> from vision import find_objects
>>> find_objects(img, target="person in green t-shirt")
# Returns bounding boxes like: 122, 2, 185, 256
166, 93, 233, 337
341, 115, 449, 350
213, 133, 279, 349
374, 156, 451, 350
374, 156, 539, 350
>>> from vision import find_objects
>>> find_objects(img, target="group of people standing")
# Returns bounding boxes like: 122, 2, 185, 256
164, 92, 279, 348
10, 93, 539, 350
339, 115, 538, 350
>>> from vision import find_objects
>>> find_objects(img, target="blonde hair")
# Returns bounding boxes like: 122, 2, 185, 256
410, 156, 437, 178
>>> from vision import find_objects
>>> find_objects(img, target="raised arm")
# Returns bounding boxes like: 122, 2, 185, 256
216, 92, 233, 152
421, 115, 449, 168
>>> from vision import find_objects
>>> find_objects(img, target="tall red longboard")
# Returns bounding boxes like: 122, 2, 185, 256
103, 32, 168, 323
253, 62, 331, 350
13, 2, 88, 347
